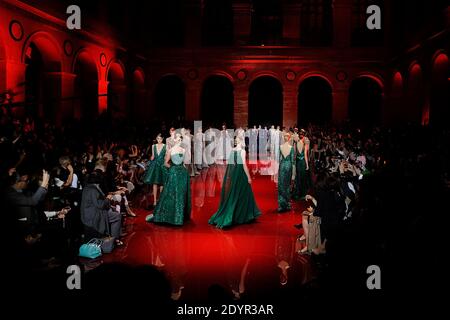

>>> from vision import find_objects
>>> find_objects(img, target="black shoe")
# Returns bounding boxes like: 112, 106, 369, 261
294, 223, 302, 229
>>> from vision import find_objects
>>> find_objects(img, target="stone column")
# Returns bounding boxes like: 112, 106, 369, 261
44, 72, 76, 125
109, 83, 127, 118
283, 83, 297, 128
186, 79, 201, 122
234, 81, 248, 127
61, 72, 77, 122
98, 80, 109, 115
332, 84, 349, 124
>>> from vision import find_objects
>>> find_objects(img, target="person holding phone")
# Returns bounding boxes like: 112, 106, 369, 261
6, 169, 49, 240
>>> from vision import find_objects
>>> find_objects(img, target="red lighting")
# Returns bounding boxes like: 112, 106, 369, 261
102, 174, 314, 299
25, 46, 32, 59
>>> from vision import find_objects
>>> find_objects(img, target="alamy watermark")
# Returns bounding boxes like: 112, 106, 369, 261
366, 265, 381, 290
367, 5, 382, 30
66, 265, 81, 290
66, 5, 81, 30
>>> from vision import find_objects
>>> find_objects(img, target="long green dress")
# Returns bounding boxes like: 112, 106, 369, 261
148, 153, 191, 225
277, 146, 294, 211
209, 150, 261, 229
143, 144, 167, 185
293, 147, 310, 200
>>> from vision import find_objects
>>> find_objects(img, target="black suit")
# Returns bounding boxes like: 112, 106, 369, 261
5, 186, 47, 235
80, 184, 121, 239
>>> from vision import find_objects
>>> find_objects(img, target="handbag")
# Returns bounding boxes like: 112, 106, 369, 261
101, 236, 115, 253
79, 238, 103, 259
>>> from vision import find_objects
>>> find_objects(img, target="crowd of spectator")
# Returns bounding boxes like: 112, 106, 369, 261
1, 106, 448, 309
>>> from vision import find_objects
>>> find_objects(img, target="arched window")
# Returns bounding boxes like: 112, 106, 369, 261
405, 63, 425, 125
298, 77, 332, 125
107, 61, 126, 118
430, 53, 450, 127
24, 35, 62, 121
348, 76, 383, 125
154, 75, 185, 126
201, 76, 234, 127
249, 76, 283, 127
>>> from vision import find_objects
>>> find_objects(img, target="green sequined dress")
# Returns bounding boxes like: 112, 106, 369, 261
293, 148, 311, 200
277, 146, 294, 211
149, 153, 191, 225
209, 150, 261, 229
143, 144, 167, 185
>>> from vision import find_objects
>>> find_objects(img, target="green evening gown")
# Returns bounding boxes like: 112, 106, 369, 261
292, 148, 311, 200
277, 146, 294, 211
148, 153, 191, 226
209, 150, 261, 229
143, 144, 167, 185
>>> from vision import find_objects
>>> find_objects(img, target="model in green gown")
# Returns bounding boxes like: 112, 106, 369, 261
144, 135, 167, 207
143, 144, 167, 185
292, 140, 311, 200
209, 145, 261, 229
147, 151, 191, 226
277, 145, 294, 212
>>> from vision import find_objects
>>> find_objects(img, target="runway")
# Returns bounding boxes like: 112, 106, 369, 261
103, 165, 316, 301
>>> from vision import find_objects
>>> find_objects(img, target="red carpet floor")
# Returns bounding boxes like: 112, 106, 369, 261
103, 165, 316, 301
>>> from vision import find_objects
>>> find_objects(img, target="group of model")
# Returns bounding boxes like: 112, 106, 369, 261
143, 125, 311, 229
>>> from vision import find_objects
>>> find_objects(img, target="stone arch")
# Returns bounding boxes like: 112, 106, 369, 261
22, 31, 63, 120
248, 75, 283, 127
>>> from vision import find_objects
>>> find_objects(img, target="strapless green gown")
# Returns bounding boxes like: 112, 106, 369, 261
209, 150, 261, 229
143, 144, 167, 185
278, 147, 294, 211
149, 153, 191, 225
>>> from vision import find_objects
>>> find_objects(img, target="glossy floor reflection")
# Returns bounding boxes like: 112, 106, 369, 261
104, 165, 316, 301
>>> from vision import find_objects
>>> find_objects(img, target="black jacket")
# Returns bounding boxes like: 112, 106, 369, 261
80, 184, 110, 235
5, 186, 47, 234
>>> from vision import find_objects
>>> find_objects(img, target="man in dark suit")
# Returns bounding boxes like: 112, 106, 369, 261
5, 169, 49, 240
80, 171, 123, 245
